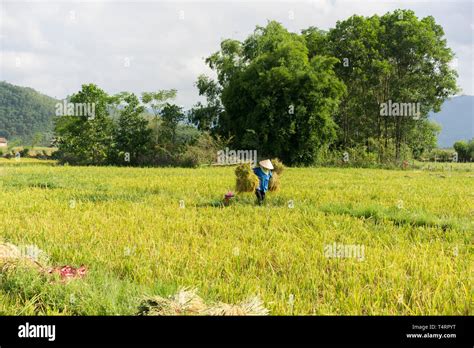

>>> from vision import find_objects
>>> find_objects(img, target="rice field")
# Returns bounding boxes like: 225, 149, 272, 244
0, 160, 472, 315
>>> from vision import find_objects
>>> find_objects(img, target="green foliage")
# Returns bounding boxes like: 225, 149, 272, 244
467, 141, 474, 161
203, 21, 345, 165
54, 84, 114, 165
30, 132, 44, 149
314, 10, 458, 159
53, 83, 220, 167
141, 89, 177, 145
160, 103, 185, 143
453, 141, 468, 162
0, 81, 57, 145
315, 139, 413, 168
425, 148, 456, 162
110, 93, 153, 166
153, 103, 187, 164
316, 144, 377, 168
302, 27, 328, 58
18, 12, 461, 168
19, 147, 30, 158
407, 121, 441, 158
453, 139, 474, 162
141, 90, 176, 116
179, 132, 222, 167
189, 75, 223, 132
141, 90, 177, 109
194, 12, 457, 166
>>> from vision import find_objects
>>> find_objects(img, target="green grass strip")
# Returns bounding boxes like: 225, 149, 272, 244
319, 203, 470, 231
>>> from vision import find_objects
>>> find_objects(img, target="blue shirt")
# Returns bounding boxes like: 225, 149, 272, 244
253, 167, 273, 192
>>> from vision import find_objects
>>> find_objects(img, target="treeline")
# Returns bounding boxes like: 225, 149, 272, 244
453, 140, 474, 162
55, 9, 459, 167
53, 85, 226, 166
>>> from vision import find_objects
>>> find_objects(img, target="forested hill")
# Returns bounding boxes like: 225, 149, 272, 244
0, 81, 58, 145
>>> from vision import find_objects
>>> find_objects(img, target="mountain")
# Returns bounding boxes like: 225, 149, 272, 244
429, 95, 474, 148
0, 81, 58, 145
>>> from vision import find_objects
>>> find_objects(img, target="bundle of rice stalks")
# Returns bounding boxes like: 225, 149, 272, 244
138, 288, 206, 316
268, 172, 280, 192
138, 287, 269, 316
235, 163, 259, 193
270, 158, 285, 175
203, 296, 269, 316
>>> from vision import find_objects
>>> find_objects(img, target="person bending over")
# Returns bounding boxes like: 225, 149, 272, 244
253, 159, 273, 205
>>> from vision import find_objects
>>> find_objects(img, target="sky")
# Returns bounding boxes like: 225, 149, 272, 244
1, 0, 473, 109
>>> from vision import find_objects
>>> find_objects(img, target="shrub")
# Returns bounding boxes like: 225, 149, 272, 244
426, 148, 456, 162
19, 147, 30, 158
180, 132, 220, 167
453, 140, 472, 162
314, 139, 413, 168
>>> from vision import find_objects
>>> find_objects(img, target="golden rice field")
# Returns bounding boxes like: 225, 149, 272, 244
0, 159, 472, 315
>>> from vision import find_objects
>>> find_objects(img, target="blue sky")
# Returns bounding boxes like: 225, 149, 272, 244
1, 0, 472, 108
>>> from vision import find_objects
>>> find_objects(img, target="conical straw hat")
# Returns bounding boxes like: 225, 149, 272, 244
259, 159, 274, 170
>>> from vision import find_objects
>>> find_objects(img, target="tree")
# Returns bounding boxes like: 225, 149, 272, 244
302, 26, 329, 59
188, 75, 223, 132
380, 10, 458, 158
31, 132, 43, 148
319, 10, 458, 159
141, 90, 177, 142
160, 103, 185, 146
201, 21, 345, 165
453, 140, 469, 162
406, 120, 440, 158
54, 84, 113, 165
323, 15, 385, 149
111, 93, 153, 165
469, 140, 474, 162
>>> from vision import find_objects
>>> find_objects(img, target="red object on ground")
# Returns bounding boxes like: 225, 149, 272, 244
48, 265, 87, 281
223, 191, 235, 206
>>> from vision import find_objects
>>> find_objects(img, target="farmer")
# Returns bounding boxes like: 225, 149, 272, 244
253, 159, 273, 204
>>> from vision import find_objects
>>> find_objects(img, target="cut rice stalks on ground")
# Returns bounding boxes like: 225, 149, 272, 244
138, 287, 269, 316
